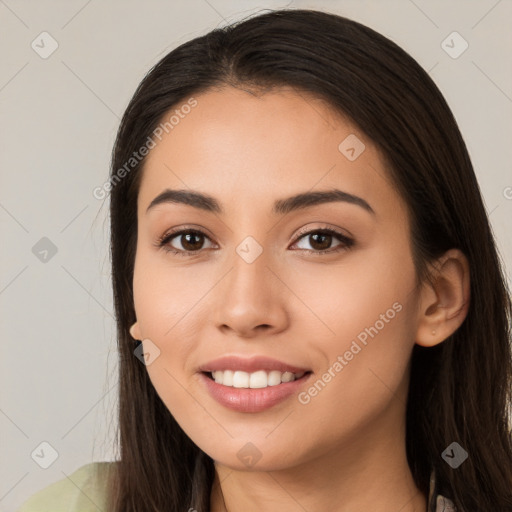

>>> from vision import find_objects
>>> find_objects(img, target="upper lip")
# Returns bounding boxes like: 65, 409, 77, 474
199, 355, 311, 374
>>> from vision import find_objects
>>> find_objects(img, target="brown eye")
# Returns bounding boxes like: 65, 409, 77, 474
292, 228, 354, 255
179, 232, 205, 251
158, 229, 215, 255
307, 232, 333, 251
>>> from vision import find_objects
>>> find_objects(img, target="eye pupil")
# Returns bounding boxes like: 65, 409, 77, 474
310, 233, 332, 250
182, 232, 203, 251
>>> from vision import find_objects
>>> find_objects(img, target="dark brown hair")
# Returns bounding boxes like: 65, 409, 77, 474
107, 8, 512, 511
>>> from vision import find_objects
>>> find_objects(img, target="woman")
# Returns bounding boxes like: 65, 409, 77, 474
18, 8, 512, 512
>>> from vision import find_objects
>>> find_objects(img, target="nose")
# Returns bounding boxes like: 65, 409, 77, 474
213, 244, 289, 339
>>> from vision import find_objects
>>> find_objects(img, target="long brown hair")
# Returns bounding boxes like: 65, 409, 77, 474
107, 9, 512, 511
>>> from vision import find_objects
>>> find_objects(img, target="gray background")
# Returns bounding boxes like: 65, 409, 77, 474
1, 0, 511, 510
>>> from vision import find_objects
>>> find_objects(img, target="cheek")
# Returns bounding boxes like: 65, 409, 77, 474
132, 243, 208, 340
291, 300, 416, 459
298, 247, 418, 414
131, 246, 212, 417
297, 237, 417, 351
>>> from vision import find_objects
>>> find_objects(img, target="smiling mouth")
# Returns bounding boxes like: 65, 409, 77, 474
203, 369, 312, 389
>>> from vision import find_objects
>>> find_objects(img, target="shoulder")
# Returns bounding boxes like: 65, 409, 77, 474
17, 461, 117, 512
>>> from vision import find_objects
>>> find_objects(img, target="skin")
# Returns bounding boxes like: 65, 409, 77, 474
129, 86, 470, 512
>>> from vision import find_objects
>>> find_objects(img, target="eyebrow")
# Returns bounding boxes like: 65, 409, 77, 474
146, 188, 375, 216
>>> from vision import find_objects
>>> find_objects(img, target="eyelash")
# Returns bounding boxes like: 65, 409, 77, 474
156, 225, 354, 257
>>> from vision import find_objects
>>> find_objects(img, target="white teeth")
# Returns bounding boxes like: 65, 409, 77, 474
232, 371, 249, 388
222, 370, 234, 386
281, 371, 295, 383
249, 370, 267, 389
267, 370, 282, 386
210, 370, 306, 388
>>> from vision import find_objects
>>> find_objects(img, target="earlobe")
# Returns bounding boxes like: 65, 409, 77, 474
415, 249, 470, 347
129, 321, 142, 340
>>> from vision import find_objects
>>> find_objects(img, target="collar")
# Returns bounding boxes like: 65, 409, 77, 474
428, 470, 456, 511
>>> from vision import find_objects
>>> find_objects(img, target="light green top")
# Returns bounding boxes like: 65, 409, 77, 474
17, 462, 115, 512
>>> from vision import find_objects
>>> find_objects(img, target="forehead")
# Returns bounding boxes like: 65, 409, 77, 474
137, 86, 405, 221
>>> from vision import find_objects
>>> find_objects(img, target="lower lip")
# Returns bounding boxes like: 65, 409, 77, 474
200, 372, 312, 413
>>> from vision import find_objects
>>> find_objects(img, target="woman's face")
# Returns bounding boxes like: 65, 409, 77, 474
130, 86, 422, 471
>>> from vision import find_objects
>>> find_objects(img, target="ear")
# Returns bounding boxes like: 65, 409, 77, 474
415, 249, 470, 347
129, 321, 142, 341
